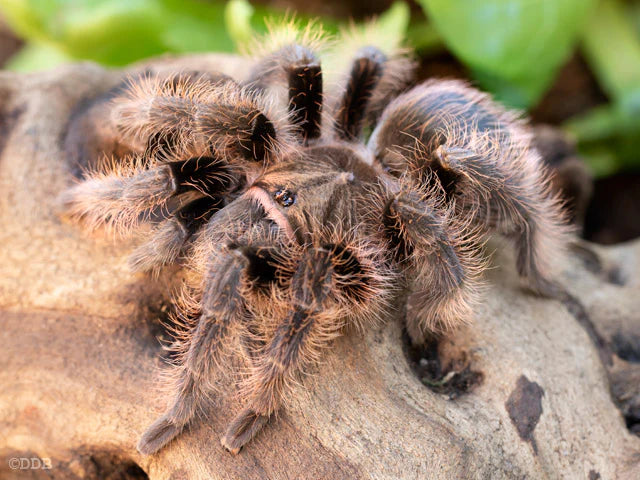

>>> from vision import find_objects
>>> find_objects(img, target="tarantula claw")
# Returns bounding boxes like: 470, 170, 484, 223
527, 277, 564, 299
223, 445, 242, 456
221, 408, 271, 455
137, 415, 183, 455
433, 145, 471, 170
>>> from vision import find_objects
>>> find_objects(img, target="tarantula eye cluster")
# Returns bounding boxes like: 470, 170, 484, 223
62, 29, 570, 455
274, 188, 295, 207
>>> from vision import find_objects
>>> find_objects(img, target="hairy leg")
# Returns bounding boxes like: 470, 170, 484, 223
506, 193, 570, 297
334, 46, 386, 141
221, 243, 385, 453
370, 79, 570, 297
112, 73, 291, 164
334, 46, 415, 141
62, 155, 232, 235
137, 244, 280, 455
246, 43, 323, 144
128, 196, 223, 272
380, 189, 483, 343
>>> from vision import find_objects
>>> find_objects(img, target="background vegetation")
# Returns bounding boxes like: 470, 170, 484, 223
0, 0, 639, 177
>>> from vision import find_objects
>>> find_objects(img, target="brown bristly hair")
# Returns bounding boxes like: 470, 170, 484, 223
61, 35, 570, 457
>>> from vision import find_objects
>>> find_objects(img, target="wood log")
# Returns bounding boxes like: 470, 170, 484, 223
0, 56, 639, 480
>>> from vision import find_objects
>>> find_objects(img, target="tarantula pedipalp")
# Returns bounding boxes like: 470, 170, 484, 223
61, 35, 568, 455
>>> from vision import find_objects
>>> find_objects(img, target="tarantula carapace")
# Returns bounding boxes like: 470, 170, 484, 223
62, 35, 569, 455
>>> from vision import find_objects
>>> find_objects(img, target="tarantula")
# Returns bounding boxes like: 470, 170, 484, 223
62, 33, 569, 455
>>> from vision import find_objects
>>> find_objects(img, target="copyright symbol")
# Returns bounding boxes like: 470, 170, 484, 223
8, 458, 20, 469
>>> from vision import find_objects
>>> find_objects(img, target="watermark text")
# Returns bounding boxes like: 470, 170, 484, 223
8, 457, 52, 470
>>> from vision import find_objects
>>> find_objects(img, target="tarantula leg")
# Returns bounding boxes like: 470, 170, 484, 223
128, 196, 223, 272
432, 144, 566, 297
138, 245, 278, 455
509, 203, 567, 297
288, 63, 322, 143
115, 72, 231, 145
391, 144, 564, 298
136, 72, 275, 163
334, 46, 387, 141
222, 244, 374, 453
382, 192, 481, 343
221, 408, 271, 455
61, 160, 174, 233
371, 80, 570, 297
142, 130, 177, 163
362, 54, 415, 130
424, 145, 488, 200
246, 44, 323, 143
113, 75, 284, 163
62, 156, 232, 233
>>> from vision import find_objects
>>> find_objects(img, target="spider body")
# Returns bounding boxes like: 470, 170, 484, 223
62, 34, 568, 455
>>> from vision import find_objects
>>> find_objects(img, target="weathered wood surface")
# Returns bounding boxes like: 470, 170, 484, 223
0, 56, 639, 480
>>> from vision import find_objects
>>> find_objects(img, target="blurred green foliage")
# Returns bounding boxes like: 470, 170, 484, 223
418, 0, 597, 108
1, 0, 269, 68
0, 0, 639, 177
567, 0, 640, 176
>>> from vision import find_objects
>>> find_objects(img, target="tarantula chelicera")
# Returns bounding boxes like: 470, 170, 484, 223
62, 33, 569, 455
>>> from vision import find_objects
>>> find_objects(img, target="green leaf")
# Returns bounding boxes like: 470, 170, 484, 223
0, 0, 245, 68
564, 103, 640, 177
159, 0, 236, 54
374, 1, 411, 52
321, 1, 410, 81
0, 0, 337, 69
565, 1, 640, 177
5, 42, 73, 72
406, 20, 443, 54
225, 0, 256, 50
417, 0, 598, 109
581, 0, 640, 116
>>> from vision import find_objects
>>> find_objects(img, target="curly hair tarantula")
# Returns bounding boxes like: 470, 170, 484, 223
62, 33, 569, 455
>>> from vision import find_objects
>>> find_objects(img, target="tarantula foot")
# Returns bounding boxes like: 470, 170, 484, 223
221, 408, 270, 455
528, 277, 565, 300
433, 145, 476, 176
222, 443, 243, 456
137, 415, 183, 455
433, 144, 453, 168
